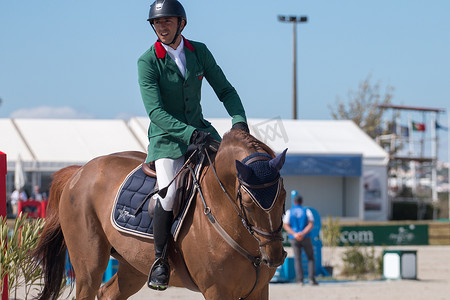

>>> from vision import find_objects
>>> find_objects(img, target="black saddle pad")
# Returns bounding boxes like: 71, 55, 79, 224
111, 165, 156, 238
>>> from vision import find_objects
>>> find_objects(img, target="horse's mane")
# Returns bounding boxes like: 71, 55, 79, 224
221, 130, 275, 157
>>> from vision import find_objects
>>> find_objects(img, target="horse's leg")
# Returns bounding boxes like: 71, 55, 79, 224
97, 257, 147, 300
66, 236, 110, 300
60, 202, 111, 299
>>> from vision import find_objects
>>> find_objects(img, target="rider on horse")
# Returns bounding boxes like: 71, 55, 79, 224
138, 0, 249, 290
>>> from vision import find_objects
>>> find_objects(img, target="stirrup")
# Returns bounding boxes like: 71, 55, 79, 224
148, 257, 170, 291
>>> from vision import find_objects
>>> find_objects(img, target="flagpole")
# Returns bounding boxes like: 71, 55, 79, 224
421, 113, 426, 158
408, 115, 416, 195
431, 113, 438, 219
396, 113, 402, 191
448, 112, 450, 220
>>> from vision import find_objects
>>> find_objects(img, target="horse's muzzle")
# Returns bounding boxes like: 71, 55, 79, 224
262, 248, 287, 268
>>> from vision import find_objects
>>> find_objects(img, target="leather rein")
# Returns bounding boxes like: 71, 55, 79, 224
187, 149, 283, 300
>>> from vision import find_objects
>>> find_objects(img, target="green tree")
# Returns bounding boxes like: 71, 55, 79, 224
328, 75, 394, 138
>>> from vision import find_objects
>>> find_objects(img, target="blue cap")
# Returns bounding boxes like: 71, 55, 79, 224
291, 190, 298, 201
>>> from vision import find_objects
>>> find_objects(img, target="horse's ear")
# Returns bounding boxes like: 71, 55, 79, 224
269, 148, 288, 171
235, 160, 253, 182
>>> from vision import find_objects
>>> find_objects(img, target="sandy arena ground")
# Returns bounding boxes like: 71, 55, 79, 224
127, 245, 450, 300
10, 245, 450, 299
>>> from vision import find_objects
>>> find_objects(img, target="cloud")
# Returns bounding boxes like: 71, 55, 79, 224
115, 112, 139, 120
9, 106, 94, 119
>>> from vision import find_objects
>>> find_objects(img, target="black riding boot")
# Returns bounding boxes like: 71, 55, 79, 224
148, 200, 173, 290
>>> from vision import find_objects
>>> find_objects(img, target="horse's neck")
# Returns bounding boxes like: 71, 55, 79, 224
200, 150, 247, 231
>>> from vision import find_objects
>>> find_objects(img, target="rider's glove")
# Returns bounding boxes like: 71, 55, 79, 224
190, 130, 213, 150
231, 122, 250, 133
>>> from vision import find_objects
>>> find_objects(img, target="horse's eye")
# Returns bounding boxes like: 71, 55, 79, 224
242, 195, 254, 209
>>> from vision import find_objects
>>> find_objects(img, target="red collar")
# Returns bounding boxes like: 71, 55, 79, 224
155, 36, 195, 59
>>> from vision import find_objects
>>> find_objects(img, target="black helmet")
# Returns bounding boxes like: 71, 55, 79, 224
147, 0, 187, 24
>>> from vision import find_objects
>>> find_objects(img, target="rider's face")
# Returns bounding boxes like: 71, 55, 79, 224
153, 17, 185, 48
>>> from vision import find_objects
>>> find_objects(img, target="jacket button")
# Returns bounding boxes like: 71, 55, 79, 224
185, 98, 189, 102
186, 110, 191, 114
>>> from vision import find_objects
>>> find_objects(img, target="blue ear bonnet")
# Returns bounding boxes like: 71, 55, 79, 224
238, 153, 281, 211
240, 153, 280, 185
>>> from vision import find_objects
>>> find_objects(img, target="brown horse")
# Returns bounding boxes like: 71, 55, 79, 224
32, 130, 287, 300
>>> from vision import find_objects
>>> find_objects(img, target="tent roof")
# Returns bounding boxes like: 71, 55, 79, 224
2, 118, 146, 171
1, 117, 388, 171
0, 119, 34, 162
249, 119, 388, 163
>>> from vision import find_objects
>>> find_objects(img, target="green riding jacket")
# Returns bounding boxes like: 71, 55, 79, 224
138, 37, 247, 162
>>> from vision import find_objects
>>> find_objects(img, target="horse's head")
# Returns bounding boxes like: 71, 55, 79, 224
215, 130, 288, 268
235, 149, 288, 268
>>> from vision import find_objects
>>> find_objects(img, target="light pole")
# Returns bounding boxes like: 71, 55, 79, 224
278, 15, 308, 120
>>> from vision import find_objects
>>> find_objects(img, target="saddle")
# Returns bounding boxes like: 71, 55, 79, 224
142, 161, 157, 178
142, 145, 218, 220
142, 155, 199, 218
111, 145, 217, 240
142, 160, 194, 221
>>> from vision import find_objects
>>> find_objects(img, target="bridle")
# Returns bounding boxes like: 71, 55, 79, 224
188, 149, 285, 300
236, 188, 284, 247
206, 150, 284, 249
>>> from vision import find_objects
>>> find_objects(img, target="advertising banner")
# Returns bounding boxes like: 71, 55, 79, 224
339, 224, 429, 246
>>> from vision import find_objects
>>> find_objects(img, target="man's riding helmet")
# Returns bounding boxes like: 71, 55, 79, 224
148, 0, 187, 45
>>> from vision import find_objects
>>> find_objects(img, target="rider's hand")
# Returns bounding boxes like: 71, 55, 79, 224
190, 130, 213, 149
231, 122, 249, 133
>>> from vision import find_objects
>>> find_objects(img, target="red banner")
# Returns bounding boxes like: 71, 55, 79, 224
0, 151, 7, 300
0, 152, 6, 217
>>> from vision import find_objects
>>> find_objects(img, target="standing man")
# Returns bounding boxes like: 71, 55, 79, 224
31, 185, 43, 201
138, 0, 249, 291
283, 192, 319, 285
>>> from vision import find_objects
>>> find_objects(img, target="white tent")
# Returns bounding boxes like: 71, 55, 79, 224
244, 119, 389, 221
1, 118, 146, 171
1, 117, 388, 220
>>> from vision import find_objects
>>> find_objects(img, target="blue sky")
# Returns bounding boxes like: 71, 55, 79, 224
0, 0, 449, 161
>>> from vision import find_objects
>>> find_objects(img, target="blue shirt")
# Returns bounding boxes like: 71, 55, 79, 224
284, 204, 313, 239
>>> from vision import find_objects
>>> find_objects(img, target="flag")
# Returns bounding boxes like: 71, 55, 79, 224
435, 120, 448, 131
412, 121, 426, 132
400, 126, 409, 137
390, 122, 409, 137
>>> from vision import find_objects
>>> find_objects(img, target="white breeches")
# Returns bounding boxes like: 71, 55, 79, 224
154, 156, 184, 211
